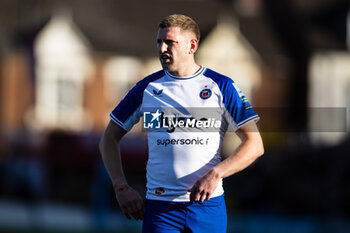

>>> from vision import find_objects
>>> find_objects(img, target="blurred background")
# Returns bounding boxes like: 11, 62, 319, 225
0, 0, 350, 232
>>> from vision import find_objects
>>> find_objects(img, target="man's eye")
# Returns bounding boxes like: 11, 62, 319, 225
156, 39, 178, 45
166, 40, 178, 45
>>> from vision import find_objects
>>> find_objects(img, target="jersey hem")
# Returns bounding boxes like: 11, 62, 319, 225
146, 191, 224, 202
146, 186, 224, 202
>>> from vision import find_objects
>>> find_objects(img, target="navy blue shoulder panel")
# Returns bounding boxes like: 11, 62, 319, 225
203, 68, 241, 108
203, 68, 258, 128
203, 68, 233, 93
111, 70, 165, 124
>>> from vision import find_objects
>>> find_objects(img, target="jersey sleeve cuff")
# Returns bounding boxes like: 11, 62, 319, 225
109, 113, 132, 131
234, 115, 260, 131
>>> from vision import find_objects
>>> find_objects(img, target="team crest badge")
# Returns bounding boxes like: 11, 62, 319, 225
200, 89, 212, 99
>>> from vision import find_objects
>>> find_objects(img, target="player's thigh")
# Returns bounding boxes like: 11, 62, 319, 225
185, 195, 227, 233
142, 199, 186, 233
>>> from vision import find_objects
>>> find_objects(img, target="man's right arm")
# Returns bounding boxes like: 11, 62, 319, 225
99, 120, 144, 220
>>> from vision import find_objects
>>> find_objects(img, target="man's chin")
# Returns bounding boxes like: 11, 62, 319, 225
160, 62, 171, 70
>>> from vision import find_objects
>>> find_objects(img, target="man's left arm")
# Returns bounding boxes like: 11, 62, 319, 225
189, 121, 264, 202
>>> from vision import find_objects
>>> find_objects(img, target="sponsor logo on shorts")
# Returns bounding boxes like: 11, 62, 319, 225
155, 187, 165, 195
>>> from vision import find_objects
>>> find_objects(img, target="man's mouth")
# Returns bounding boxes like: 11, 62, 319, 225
160, 54, 171, 63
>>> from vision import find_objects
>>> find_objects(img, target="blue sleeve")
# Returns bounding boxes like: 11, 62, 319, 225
110, 70, 165, 131
222, 80, 259, 130
204, 69, 259, 131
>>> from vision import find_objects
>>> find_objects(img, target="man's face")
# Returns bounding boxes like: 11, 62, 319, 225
156, 27, 192, 73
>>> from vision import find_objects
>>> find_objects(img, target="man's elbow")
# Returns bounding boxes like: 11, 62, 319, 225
256, 137, 264, 158
99, 135, 106, 155
248, 134, 264, 159
257, 144, 264, 157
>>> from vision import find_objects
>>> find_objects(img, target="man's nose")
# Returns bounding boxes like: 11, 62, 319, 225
159, 42, 168, 53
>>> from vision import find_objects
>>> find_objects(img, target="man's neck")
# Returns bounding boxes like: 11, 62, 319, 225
167, 63, 201, 77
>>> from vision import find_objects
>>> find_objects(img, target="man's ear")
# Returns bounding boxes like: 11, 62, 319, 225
189, 39, 199, 54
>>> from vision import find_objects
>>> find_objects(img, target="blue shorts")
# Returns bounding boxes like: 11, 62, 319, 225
142, 195, 227, 233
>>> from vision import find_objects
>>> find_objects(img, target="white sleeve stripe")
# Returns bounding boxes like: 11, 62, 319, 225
109, 113, 130, 131
237, 115, 260, 128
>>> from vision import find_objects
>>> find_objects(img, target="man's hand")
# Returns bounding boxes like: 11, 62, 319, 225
115, 185, 144, 220
189, 168, 221, 202
100, 122, 144, 220
189, 122, 263, 203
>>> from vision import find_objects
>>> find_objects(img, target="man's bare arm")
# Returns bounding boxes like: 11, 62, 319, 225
99, 120, 144, 220
190, 121, 264, 202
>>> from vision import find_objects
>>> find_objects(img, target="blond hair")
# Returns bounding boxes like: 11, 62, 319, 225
158, 14, 200, 41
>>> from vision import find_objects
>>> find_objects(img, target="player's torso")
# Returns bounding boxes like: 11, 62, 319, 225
140, 71, 225, 201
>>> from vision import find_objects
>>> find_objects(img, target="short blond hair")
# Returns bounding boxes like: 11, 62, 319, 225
158, 14, 200, 41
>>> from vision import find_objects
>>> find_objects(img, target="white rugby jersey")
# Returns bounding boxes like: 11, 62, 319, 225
110, 66, 259, 201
